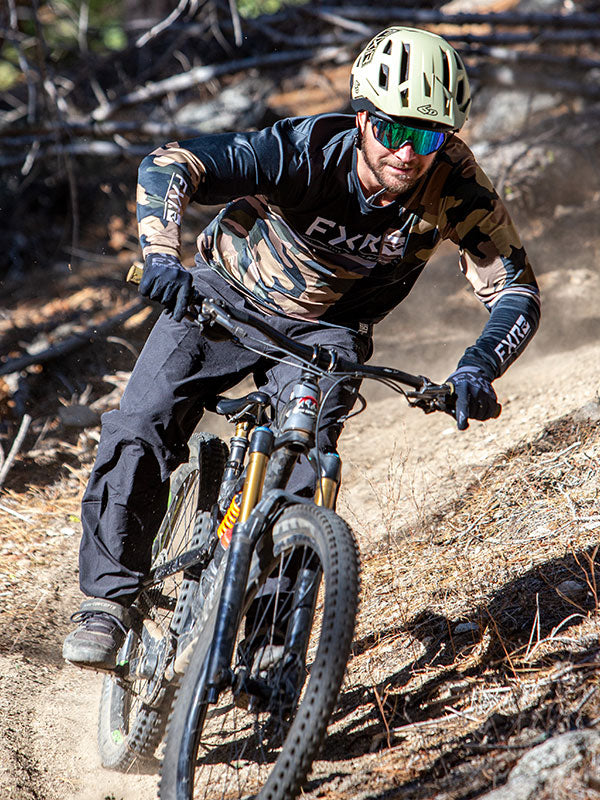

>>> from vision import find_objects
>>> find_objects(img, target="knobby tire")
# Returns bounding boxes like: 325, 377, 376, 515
159, 503, 360, 800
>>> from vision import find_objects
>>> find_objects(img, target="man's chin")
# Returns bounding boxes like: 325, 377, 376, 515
380, 166, 421, 194
382, 176, 418, 195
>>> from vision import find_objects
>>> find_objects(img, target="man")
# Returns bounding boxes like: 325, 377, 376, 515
63, 26, 540, 669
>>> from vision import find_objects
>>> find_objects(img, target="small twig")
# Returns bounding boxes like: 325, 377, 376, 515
21, 138, 40, 176
77, 0, 89, 54
521, 613, 585, 662
373, 686, 391, 748
135, 0, 198, 48
0, 502, 34, 524
539, 442, 582, 464
573, 686, 598, 716
523, 593, 541, 661
227, 0, 243, 46
0, 414, 32, 489
105, 335, 140, 359
445, 704, 483, 724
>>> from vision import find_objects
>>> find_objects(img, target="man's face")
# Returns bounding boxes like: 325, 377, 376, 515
355, 111, 439, 200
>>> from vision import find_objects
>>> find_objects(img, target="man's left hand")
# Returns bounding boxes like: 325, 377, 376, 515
447, 367, 500, 431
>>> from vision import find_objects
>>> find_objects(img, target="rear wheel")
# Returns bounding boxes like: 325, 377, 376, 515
97, 432, 228, 771
159, 504, 360, 800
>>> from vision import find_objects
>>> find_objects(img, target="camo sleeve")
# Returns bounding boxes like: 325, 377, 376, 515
440, 140, 540, 379
136, 119, 311, 259
137, 142, 207, 257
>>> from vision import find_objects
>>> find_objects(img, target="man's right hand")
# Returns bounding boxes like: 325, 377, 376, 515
139, 253, 193, 322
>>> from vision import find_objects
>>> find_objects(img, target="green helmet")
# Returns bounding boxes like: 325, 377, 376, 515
350, 27, 471, 131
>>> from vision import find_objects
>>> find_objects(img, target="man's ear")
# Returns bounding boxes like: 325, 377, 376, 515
355, 111, 368, 135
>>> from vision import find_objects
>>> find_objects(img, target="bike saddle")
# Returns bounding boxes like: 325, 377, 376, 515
214, 391, 271, 417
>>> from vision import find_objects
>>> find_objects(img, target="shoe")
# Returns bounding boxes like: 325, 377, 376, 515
63, 598, 131, 671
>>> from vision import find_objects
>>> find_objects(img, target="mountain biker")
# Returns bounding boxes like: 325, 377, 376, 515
63, 26, 540, 670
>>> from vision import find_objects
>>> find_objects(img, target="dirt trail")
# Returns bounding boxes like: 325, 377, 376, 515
2, 237, 599, 800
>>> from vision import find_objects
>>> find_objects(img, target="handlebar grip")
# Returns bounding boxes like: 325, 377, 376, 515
446, 381, 502, 421
126, 262, 144, 285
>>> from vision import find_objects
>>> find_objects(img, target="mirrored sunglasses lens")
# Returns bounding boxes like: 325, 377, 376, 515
410, 128, 446, 154
371, 119, 445, 155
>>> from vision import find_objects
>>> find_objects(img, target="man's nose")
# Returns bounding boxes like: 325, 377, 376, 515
390, 140, 416, 158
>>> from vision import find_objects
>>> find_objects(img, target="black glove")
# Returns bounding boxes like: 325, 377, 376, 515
139, 253, 193, 322
447, 366, 500, 431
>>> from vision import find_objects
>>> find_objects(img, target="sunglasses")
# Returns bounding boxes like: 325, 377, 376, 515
369, 115, 447, 155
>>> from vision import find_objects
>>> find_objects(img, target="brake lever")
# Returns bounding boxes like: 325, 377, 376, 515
405, 379, 456, 417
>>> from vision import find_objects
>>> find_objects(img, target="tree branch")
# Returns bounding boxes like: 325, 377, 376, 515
90, 46, 345, 121
0, 414, 32, 489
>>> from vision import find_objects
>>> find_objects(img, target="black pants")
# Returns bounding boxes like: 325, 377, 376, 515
78, 264, 371, 604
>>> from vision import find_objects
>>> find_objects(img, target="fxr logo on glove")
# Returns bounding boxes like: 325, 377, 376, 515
494, 314, 531, 362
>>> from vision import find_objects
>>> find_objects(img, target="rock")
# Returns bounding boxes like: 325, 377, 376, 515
478, 731, 600, 799
454, 621, 479, 634
573, 400, 600, 424
469, 88, 558, 142
555, 579, 588, 602
173, 79, 272, 133
58, 404, 100, 429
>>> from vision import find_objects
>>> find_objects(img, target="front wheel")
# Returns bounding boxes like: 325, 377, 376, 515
159, 503, 360, 800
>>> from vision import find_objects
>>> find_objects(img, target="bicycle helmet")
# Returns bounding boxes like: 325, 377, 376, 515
350, 27, 471, 131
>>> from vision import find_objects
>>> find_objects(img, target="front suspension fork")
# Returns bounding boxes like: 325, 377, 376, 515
204, 426, 273, 699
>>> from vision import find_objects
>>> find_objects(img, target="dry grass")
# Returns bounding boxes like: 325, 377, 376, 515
330, 413, 600, 799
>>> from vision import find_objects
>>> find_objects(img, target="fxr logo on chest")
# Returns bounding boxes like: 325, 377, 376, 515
305, 216, 405, 256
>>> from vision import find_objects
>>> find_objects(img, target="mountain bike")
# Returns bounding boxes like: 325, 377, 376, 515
98, 278, 469, 800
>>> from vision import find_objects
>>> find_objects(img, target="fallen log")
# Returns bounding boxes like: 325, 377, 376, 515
311, 6, 600, 29
90, 45, 346, 121
0, 300, 146, 377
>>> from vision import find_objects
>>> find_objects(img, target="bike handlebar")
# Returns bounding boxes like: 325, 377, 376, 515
126, 263, 502, 420
198, 297, 458, 415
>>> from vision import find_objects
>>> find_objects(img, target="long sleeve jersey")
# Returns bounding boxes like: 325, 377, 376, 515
137, 112, 540, 379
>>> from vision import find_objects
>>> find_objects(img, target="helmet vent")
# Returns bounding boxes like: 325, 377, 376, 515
383, 39, 393, 56
399, 43, 410, 84
422, 73, 432, 97
442, 53, 451, 90
379, 63, 389, 90
456, 78, 464, 106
